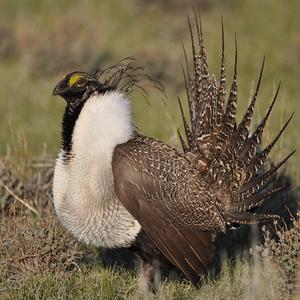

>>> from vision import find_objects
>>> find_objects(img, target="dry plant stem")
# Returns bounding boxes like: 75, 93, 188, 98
0, 178, 40, 216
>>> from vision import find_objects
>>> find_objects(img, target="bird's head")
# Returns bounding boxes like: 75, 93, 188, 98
53, 71, 102, 108
52, 60, 164, 109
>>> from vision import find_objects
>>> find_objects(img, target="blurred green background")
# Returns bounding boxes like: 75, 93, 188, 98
0, 0, 299, 172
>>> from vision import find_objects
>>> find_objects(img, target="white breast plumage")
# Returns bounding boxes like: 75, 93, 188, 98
53, 91, 141, 248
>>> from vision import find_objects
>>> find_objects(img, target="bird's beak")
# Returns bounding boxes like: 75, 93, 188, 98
52, 80, 65, 96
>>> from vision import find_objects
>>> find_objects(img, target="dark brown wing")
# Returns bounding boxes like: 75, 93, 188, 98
112, 134, 214, 284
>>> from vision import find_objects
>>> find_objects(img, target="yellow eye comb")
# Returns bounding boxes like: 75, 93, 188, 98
68, 74, 84, 86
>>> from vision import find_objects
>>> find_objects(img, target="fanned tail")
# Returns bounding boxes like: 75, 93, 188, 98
179, 13, 293, 226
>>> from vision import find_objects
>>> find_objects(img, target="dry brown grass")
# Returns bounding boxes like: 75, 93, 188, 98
0, 154, 53, 216
0, 209, 82, 288
260, 214, 300, 298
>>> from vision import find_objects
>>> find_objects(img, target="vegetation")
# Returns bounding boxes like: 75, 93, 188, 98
0, 0, 299, 299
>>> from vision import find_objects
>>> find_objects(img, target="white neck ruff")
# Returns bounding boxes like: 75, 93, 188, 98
53, 91, 141, 248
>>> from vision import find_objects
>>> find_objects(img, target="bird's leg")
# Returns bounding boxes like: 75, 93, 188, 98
138, 258, 162, 298
139, 260, 153, 287
138, 260, 153, 298
152, 259, 161, 291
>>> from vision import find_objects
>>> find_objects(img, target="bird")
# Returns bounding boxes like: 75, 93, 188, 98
52, 12, 293, 285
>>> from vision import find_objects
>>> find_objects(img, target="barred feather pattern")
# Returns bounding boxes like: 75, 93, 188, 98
178, 14, 294, 224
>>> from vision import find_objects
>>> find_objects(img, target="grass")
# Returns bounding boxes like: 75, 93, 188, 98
0, 0, 299, 299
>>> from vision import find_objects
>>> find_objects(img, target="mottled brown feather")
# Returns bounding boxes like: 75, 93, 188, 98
112, 134, 215, 283
178, 14, 292, 223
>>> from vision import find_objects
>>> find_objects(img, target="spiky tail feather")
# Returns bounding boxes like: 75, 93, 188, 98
179, 12, 294, 226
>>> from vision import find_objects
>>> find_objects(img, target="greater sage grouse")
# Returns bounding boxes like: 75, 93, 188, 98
52, 15, 293, 284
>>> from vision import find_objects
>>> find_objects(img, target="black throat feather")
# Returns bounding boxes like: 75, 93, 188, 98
61, 101, 85, 161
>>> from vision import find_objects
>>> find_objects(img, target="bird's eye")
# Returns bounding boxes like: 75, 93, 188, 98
76, 78, 87, 87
